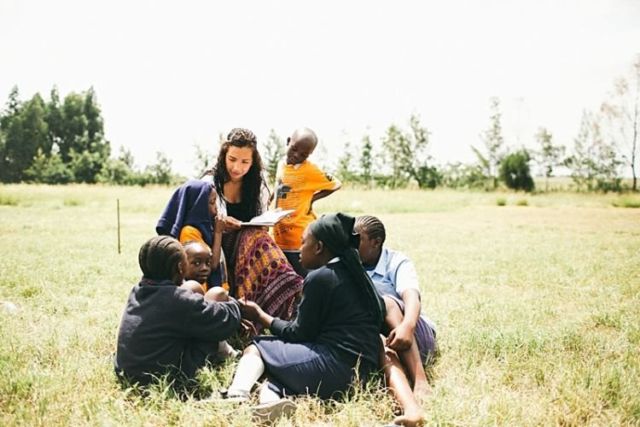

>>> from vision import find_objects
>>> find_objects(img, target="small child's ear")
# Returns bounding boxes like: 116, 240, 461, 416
315, 240, 324, 255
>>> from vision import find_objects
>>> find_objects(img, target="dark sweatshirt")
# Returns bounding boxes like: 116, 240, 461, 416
270, 260, 382, 368
115, 279, 241, 385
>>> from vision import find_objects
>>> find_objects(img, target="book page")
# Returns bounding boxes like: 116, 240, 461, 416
241, 209, 295, 227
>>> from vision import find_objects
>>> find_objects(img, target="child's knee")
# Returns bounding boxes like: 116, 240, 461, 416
383, 296, 402, 318
181, 280, 205, 295
204, 286, 229, 302
243, 344, 260, 357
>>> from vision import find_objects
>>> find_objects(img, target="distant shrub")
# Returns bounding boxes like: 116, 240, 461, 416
612, 197, 640, 208
63, 199, 81, 207
496, 197, 507, 206
0, 195, 19, 206
516, 199, 529, 206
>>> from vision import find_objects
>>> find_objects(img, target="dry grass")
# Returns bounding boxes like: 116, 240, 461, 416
0, 184, 639, 426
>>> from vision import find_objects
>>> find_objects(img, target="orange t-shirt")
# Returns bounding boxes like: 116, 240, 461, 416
178, 225, 229, 292
273, 160, 340, 250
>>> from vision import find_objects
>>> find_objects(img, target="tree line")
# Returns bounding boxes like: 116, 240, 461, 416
313, 55, 640, 193
1, 55, 638, 192
0, 86, 179, 185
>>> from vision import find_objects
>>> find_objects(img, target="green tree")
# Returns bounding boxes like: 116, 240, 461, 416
57, 90, 110, 171
381, 124, 407, 188
25, 148, 74, 184
145, 152, 175, 185
84, 87, 103, 143
22, 94, 50, 155
474, 97, 505, 189
534, 127, 565, 192
58, 92, 87, 162
380, 115, 436, 188
499, 149, 535, 192
406, 115, 438, 188
441, 162, 487, 189
262, 129, 285, 184
69, 149, 104, 183
600, 54, 640, 191
193, 144, 215, 179
359, 134, 374, 186
566, 111, 623, 192
46, 87, 64, 153
336, 138, 357, 183
0, 91, 50, 182
0, 87, 22, 181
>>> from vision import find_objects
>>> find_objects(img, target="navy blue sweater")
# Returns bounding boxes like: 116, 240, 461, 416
270, 261, 382, 368
115, 279, 241, 385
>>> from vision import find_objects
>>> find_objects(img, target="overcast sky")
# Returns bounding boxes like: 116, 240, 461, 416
1, 0, 639, 177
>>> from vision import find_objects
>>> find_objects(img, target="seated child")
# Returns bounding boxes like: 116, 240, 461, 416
222, 213, 385, 423
355, 215, 438, 427
156, 179, 228, 290
273, 128, 342, 277
181, 240, 240, 360
114, 235, 241, 389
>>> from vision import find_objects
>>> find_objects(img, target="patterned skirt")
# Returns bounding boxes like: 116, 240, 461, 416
223, 228, 303, 321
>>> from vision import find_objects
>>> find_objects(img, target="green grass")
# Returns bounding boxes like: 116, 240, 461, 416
612, 195, 640, 209
1, 184, 639, 426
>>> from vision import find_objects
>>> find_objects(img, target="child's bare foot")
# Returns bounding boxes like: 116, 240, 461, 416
393, 407, 425, 427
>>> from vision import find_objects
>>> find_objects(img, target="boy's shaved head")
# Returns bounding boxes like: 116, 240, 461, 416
291, 127, 318, 148
287, 127, 318, 165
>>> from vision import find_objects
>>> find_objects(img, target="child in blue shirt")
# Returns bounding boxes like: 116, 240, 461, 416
355, 215, 438, 427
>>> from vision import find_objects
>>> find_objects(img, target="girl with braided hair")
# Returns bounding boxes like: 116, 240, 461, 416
114, 236, 241, 389
220, 213, 385, 423
355, 215, 438, 427
199, 128, 303, 324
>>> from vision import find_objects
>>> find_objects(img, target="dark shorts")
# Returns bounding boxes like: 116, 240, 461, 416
385, 295, 437, 364
253, 336, 375, 400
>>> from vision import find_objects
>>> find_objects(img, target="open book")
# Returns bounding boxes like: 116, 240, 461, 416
241, 209, 295, 227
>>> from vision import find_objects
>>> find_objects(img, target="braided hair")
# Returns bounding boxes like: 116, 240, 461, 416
138, 235, 185, 281
354, 215, 386, 245
213, 128, 266, 219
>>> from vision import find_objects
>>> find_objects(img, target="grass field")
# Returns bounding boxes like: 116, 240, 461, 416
1, 184, 639, 426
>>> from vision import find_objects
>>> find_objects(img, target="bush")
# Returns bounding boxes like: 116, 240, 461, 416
24, 149, 74, 184
415, 165, 442, 189
441, 162, 487, 189
496, 197, 507, 206
499, 150, 535, 192
612, 197, 640, 208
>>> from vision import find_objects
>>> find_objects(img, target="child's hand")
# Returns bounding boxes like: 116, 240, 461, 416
238, 298, 262, 321
223, 216, 243, 231
214, 214, 226, 234
240, 319, 258, 337
386, 322, 415, 351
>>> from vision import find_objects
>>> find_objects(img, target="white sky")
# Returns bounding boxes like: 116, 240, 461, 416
1, 0, 639, 177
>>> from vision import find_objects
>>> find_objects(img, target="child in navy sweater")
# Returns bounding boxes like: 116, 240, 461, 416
115, 235, 241, 389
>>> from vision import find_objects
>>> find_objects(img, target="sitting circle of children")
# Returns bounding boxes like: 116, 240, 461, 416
115, 127, 437, 426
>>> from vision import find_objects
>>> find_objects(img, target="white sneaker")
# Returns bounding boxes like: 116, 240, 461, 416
252, 398, 296, 423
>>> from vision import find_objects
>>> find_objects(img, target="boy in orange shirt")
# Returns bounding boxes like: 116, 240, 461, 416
273, 128, 341, 276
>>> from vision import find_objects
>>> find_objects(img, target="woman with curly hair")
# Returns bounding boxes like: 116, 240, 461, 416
202, 128, 303, 323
